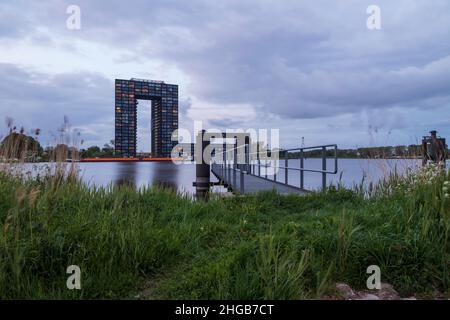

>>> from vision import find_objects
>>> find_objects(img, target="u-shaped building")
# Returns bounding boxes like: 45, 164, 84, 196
114, 78, 178, 157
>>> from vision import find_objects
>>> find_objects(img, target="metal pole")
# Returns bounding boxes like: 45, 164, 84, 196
240, 168, 244, 193
233, 141, 237, 189
300, 149, 304, 189
285, 152, 288, 185
322, 146, 327, 192
257, 142, 261, 176
227, 149, 231, 185
273, 152, 277, 182
258, 159, 261, 176
264, 156, 267, 179
335, 146, 338, 174
222, 141, 226, 184
225, 148, 228, 185
195, 130, 210, 199
245, 136, 250, 173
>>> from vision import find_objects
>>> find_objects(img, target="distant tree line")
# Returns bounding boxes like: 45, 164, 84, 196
0, 131, 115, 162
0, 132, 81, 162
79, 141, 115, 158
281, 144, 437, 159
2, 130, 449, 162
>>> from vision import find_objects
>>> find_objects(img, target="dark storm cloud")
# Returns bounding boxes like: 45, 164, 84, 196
1, 0, 450, 143
52, 0, 450, 119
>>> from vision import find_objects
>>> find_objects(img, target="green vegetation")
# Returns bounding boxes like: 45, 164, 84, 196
0, 134, 114, 162
0, 163, 449, 299
283, 144, 430, 159
79, 141, 115, 158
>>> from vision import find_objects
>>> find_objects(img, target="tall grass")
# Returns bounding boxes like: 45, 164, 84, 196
0, 162, 448, 299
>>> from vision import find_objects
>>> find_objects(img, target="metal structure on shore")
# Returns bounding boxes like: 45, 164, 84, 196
194, 130, 338, 198
422, 130, 447, 167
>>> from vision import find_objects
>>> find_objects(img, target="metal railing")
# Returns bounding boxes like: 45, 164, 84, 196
211, 143, 338, 193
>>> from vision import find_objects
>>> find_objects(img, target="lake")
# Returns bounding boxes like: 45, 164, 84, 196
71, 158, 426, 193
9, 158, 437, 194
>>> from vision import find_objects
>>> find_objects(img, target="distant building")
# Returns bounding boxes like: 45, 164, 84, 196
115, 78, 178, 157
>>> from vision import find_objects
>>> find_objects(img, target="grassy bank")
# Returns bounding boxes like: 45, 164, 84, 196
0, 164, 449, 299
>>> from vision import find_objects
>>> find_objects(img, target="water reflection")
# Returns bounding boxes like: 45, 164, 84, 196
108, 162, 189, 192
151, 162, 180, 191
114, 162, 138, 187
20, 159, 435, 194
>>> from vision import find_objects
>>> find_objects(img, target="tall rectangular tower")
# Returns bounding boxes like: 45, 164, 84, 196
115, 78, 178, 157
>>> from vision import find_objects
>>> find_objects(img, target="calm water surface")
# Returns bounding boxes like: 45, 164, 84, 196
77, 158, 425, 192
76, 162, 221, 194
16, 158, 440, 193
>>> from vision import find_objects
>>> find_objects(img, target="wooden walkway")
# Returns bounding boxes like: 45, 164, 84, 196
211, 164, 307, 195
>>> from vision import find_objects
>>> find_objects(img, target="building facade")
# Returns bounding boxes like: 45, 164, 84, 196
115, 78, 178, 157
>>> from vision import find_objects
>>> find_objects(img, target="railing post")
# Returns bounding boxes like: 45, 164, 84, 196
226, 149, 229, 185
264, 154, 268, 179
228, 151, 231, 186
258, 159, 261, 176
300, 149, 304, 189
322, 146, 327, 192
245, 136, 250, 173
222, 141, 226, 184
240, 168, 244, 193
233, 141, 237, 188
335, 145, 338, 174
228, 157, 230, 185
274, 157, 277, 181
257, 143, 260, 176
285, 152, 288, 185
195, 130, 210, 199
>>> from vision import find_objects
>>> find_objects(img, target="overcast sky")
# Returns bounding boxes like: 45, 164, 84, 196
1, 0, 450, 150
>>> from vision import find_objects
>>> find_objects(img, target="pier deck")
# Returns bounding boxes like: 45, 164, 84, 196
211, 163, 307, 195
